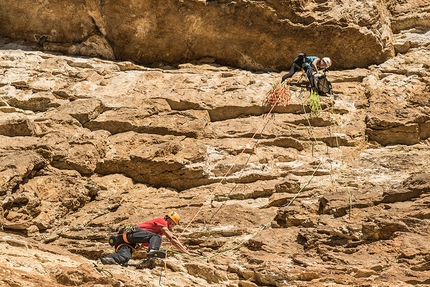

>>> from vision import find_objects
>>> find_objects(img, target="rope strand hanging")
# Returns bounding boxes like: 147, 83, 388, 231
179, 72, 345, 263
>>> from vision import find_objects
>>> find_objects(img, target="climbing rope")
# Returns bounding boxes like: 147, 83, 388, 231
264, 79, 292, 106
208, 110, 275, 223
93, 263, 113, 278
284, 83, 348, 214
182, 75, 331, 247
95, 72, 352, 287
158, 94, 281, 287
168, 72, 348, 282
180, 99, 280, 237
261, 70, 341, 211
169, 223, 268, 261
280, 160, 323, 208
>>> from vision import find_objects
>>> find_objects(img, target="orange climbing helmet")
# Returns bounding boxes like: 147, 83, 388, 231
166, 211, 180, 225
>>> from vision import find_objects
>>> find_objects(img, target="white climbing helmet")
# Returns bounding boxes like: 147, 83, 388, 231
322, 57, 332, 68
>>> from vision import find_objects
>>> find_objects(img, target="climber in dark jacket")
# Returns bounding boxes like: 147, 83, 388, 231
281, 52, 332, 87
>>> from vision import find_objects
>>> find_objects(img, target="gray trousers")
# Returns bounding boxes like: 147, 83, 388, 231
105, 228, 162, 265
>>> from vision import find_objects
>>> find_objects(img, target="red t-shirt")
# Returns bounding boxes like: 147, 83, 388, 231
136, 217, 168, 235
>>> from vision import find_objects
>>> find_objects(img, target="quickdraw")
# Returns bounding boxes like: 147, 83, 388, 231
107, 224, 144, 252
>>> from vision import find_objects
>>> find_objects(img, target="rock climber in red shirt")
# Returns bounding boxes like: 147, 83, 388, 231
101, 211, 197, 268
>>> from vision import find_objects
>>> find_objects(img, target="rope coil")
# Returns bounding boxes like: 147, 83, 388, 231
264, 80, 291, 106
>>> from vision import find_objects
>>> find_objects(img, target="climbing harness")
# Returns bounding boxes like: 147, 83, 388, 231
122, 224, 134, 244
109, 224, 143, 252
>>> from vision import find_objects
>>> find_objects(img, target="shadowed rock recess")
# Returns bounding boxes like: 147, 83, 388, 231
1, 0, 430, 286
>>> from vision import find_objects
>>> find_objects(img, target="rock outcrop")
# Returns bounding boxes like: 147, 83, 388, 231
0, 0, 430, 286
4, 0, 427, 70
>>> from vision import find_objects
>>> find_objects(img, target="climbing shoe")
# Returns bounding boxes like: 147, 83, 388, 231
136, 259, 155, 269
147, 250, 166, 259
100, 257, 118, 265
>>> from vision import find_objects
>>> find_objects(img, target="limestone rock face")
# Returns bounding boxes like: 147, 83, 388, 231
1, 0, 418, 69
1, 1, 430, 286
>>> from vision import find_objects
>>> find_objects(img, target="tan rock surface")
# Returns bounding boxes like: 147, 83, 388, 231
1, 1, 430, 285
0, 0, 408, 69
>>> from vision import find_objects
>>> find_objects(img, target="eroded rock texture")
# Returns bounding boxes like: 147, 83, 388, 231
0, 0, 430, 286
0, 0, 408, 69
